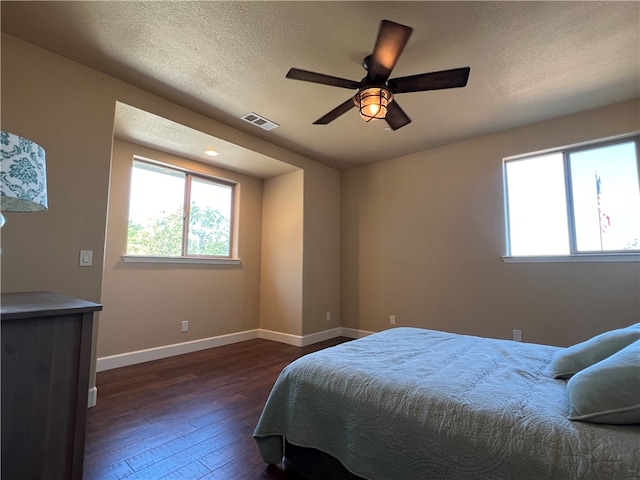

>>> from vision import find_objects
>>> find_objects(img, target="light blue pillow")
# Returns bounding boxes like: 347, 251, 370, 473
567, 340, 640, 424
551, 323, 640, 379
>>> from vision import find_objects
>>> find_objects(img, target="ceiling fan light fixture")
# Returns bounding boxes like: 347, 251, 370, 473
287, 20, 469, 130
356, 86, 392, 122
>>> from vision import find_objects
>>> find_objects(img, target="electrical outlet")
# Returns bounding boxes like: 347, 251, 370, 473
181, 321, 189, 332
326, 312, 331, 322
513, 329, 522, 342
390, 315, 396, 325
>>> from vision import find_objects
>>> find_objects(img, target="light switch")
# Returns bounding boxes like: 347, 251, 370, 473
79, 250, 93, 266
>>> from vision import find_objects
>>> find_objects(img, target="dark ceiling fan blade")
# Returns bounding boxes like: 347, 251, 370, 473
286, 68, 361, 90
313, 97, 356, 124
388, 67, 470, 94
368, 20, 413, 82
385, 101, 411, 130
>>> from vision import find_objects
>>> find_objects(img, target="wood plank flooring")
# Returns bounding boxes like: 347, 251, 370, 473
84, 337, 351, 480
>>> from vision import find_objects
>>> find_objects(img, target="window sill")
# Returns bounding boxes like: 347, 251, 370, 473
502, 253, 640, 263
122, 255, 242, 266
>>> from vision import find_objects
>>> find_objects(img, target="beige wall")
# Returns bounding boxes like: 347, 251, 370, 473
1, 34, 342, 391
302, 164, 341, 335
259, 171, 304, 335
99, 140, 263, 357
1, 35, 114, 301
258, 164, 341, 338
3, 30, 637, 363
342, 100, 640, 347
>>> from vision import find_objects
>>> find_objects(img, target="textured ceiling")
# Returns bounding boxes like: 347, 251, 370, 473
2, 1, 639, 172
113, 103, 299, 179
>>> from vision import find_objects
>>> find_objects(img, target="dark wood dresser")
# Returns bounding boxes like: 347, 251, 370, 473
1, 291, 102, 480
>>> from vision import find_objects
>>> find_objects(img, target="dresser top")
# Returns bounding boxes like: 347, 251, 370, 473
1, 291, 102, 320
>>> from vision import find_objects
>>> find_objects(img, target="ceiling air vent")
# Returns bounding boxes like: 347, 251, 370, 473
240, 112, 279, 131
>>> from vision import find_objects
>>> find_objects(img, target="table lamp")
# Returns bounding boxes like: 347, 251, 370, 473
0, 131, 48, 227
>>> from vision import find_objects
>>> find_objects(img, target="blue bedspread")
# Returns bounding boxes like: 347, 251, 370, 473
254, 327, 640, 479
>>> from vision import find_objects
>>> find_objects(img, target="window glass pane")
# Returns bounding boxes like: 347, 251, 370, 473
505, 153, 570, 255
570, 142, 640, 252
127, 162, 185, 256
187, 178, 232, 256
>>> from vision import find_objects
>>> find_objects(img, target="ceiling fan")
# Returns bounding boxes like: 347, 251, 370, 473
286, 19, 470, 130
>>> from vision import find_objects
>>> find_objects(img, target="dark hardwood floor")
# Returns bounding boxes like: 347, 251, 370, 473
84, 337, 351, 480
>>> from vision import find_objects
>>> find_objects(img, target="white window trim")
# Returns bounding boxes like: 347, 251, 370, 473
503, 133, 640, 260
502, 253, 640, 263
127, 157, 237, 259
122, 255, 242, 266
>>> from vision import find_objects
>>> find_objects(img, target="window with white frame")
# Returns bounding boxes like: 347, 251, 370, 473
126, 159, 234, 258
503, 135, 640, 257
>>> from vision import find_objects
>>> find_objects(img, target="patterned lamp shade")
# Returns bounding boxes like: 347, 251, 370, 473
0, 131, 48, 221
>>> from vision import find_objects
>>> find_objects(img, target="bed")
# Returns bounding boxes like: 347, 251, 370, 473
253, 327, 640, 480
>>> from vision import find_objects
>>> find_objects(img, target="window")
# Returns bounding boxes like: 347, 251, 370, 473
504, 136, 640, 258
126, 160, 234, 258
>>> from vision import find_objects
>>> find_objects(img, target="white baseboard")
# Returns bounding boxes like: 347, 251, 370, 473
257, 327, 373, 345
258, 327, 342, 346
88, 386, 98, 408
96, 329, 260, 372
96, 326, 375, 373
340, 327, 375, 339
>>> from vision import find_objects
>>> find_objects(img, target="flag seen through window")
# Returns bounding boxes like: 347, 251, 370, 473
504, 136, 640, 256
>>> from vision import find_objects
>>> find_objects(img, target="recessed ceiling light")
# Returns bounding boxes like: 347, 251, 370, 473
204, 149, 219, 157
